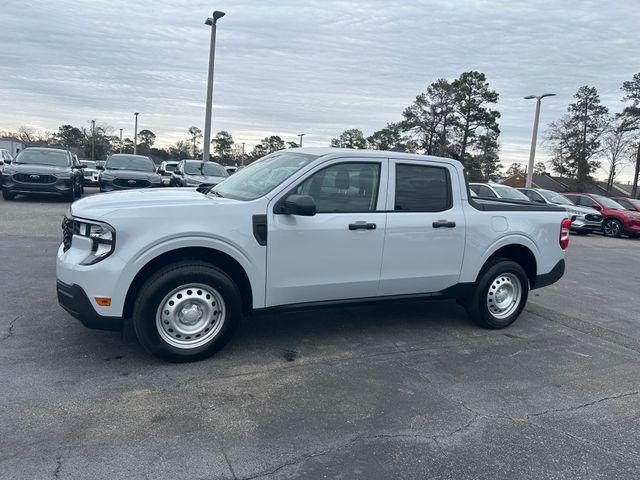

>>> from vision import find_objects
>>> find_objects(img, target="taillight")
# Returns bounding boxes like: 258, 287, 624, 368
560, 218, 571, 250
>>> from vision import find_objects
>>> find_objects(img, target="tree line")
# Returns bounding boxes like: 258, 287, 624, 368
329, 71, 640, 197
0, 124, 302, 167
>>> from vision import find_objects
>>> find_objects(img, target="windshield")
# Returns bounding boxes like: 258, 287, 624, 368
538, 189, 574, 205
593, 194, 625, 209
164, 163, 178, 172
185, 161, 228, 177
212, 152, 319, 200
105, 155, 155, 172
14, 149, 69, 167
492, 185, 530, 201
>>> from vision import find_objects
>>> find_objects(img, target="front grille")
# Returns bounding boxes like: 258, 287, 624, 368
14, 173, 56, 184
62, 216, 73, 251
586, 214, 602, 222
113, 178, 150, 188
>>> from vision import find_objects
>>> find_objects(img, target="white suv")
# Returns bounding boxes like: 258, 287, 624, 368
57, 148, 569, 361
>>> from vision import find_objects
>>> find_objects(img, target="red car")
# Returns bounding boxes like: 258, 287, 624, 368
612, 196, 640, 212
564, 193, 640, 238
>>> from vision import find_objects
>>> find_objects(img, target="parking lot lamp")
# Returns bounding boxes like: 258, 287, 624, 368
90, 120, 96, 162
298, 133, 305, 147
133, 112, 139, 155
524, 93, 556, 187
119, 129, 123, 153
202, 10, 226, 162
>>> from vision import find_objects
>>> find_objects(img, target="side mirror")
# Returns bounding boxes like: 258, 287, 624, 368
4, 159, 10, 164
96, 165, 104, 170
280, 194, 317, 216
592, 205, 602, 211
175, 169, 182, 175
157, 169, 165, 174
535, 198, 546, 204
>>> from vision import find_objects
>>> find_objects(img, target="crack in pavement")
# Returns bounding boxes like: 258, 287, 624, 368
53, 455, 63, 478
527, 391, 639, 418
1, 315, 20, 341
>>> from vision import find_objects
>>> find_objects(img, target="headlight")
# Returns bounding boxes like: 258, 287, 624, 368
52, 172, 72, 178
74, 219, 115, 265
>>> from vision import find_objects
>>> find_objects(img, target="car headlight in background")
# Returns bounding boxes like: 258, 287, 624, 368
73, 219, 116, 265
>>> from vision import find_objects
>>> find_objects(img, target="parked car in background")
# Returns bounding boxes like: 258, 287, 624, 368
157, 161, 179, 186
0, 148, 13, 172
57, 148, 569, 361
564, 193, 640, 238
98, 154, 162, 192
1, 147, 84, 201
80, 160, 100, 186
170, 160, 229, 187
469, 183, 531, 201
518, 188, 602, 234
612, 196, 640, 212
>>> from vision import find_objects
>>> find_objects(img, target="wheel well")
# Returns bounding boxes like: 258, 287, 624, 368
485, 244, 537, 287
123, 247, 254, 318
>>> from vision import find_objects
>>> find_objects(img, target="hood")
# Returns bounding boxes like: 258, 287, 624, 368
70, 187, 236, 219
185, 174, 227, 184
5, 163, 71, 175
561, 204, 600, 215
101, 169, 159, 180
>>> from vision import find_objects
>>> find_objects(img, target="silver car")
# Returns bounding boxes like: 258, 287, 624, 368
518, 188, 602, 234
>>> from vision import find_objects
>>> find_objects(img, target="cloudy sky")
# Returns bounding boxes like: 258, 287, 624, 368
1, 0, 639, 178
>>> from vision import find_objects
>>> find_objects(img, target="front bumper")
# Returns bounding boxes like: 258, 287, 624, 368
1, 175, 73, 196
99, 178, 161, 191
57, 280, 123, 331
570, 217, 601, 232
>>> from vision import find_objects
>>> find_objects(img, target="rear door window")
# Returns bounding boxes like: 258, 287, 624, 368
394, 164, 451, 212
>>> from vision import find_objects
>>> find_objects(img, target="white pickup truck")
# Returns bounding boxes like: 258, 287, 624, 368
57, 148, 570, 361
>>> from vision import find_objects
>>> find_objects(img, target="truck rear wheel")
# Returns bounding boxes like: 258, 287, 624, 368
466, 258, 529, 329
132, 261, 241, 362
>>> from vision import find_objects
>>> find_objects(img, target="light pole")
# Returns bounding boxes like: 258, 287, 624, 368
297, 133, 305, 147
119, 128, 123, 153
524, 93, 556, 187
241, 142, 245, 165
90, 120, 96, 162
133, 112, 139, 155
202, 10, 226, 162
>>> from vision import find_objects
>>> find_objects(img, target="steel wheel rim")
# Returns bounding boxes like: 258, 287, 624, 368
604, 220, 620, 236
486, 273, 522, 319
155, 283, 226, 349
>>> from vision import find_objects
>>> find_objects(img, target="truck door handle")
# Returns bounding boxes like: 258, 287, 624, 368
432, 220, 456, 228
349, 221, 377, 230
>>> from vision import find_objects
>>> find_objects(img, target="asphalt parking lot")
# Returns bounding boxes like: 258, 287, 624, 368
1, 192, 640, 479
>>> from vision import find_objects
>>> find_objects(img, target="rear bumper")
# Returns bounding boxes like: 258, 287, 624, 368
56, 280, 123, 331
532, 259, 565, 290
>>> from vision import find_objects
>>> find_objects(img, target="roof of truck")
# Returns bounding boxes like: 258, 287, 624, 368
289, 147, 461, 165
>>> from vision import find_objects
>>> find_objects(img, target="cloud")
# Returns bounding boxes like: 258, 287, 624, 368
0, 0, 638, 179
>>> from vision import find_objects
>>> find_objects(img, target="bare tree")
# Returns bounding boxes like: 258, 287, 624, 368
601, 119, 634, 193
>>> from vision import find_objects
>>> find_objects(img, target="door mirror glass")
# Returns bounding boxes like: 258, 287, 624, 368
592, 204, 602, 211
282, 194, 317, 216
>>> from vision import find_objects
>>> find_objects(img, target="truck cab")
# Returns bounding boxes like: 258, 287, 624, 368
57, 148, 569, 361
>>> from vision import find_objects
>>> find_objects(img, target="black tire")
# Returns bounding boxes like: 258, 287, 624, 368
466, 258, 529, 329
602, 218, 623, 238
2, 189, 16, 200
132, 261, 242, 362
65, 185, 75, 202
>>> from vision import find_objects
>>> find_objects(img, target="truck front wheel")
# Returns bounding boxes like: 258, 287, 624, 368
132, 261, 242, 362
466, 258, 529, 329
